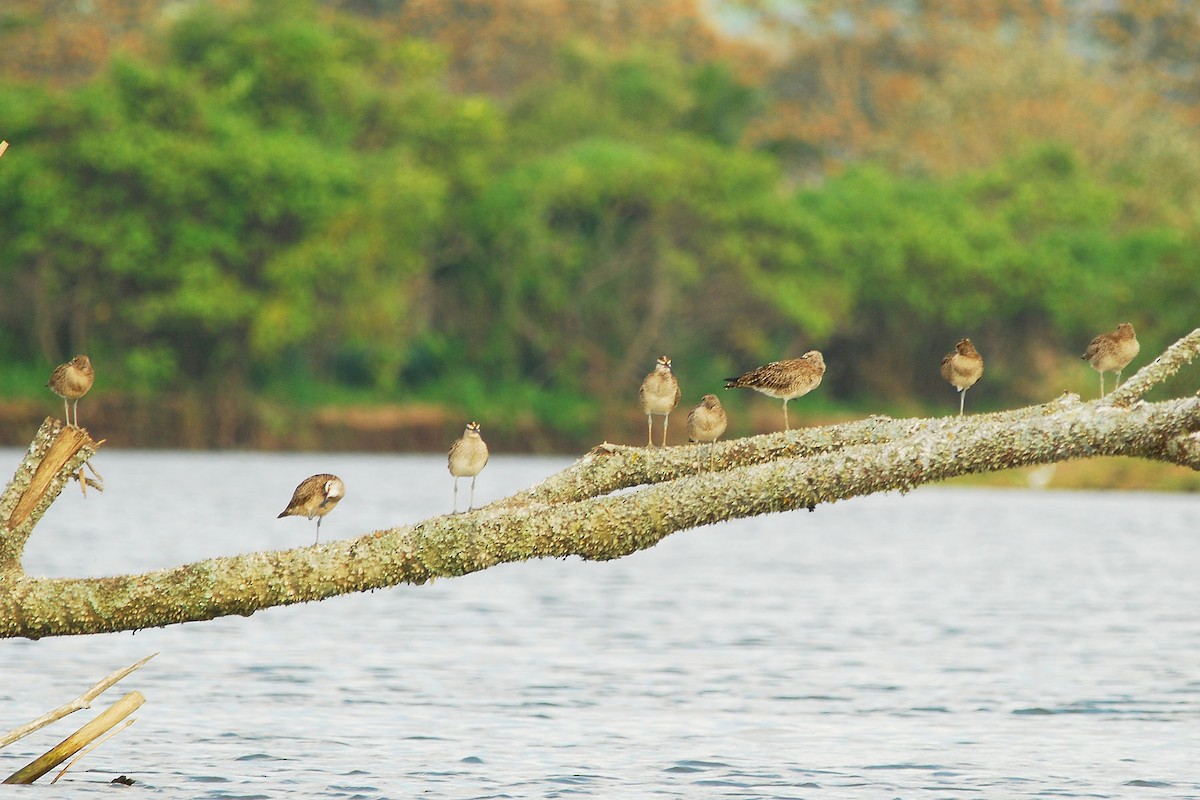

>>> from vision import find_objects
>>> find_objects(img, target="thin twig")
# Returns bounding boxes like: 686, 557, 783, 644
76, 453, 106, 497
0, 653, 156, 749
85, 457, 105, 483
49, 717, 136, 785
3, 692, 144, 784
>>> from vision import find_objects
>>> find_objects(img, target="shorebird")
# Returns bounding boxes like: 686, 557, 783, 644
687, 394, 727, 469
687, 394, 728, 445
47, 355, 94, 428
639, 355, 681, 447
725, 350, 825, 431
277, 473, 345, 545
1082, 322, 1140, 397
940, 338, 984, 416
448, 421, 489, 512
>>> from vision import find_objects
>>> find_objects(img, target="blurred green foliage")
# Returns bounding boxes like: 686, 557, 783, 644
0, 0, 1196, 440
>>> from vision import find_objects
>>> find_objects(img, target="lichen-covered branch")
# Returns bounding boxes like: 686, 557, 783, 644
0, 419, 99, 573
501, 393, 1088, 507
1, 332, 1198, 640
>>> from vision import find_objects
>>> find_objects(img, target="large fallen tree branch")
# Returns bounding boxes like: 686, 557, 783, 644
1, 330, 1197, 640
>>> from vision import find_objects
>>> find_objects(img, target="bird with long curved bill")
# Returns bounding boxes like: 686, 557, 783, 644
725, 351, 825, 431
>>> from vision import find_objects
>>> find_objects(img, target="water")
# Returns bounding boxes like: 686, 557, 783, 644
1, 449, 1199, 797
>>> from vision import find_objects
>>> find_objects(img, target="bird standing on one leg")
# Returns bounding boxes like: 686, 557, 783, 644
725, 351, 825, 431
1082, 322, 1140, 397
687, 393, 728, 469
277, 473, 345, 546
448, 421, 489, 512
47, 355, 95, 428
940, 338, 984, 416
639, 355, 681, 447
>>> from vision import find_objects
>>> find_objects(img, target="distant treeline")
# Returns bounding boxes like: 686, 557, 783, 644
1, 1, 1197, 438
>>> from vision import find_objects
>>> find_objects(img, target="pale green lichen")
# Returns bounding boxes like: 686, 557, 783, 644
3, 336, 1200, 638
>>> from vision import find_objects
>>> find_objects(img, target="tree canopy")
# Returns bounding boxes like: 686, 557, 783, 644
1, 0, 1198, 443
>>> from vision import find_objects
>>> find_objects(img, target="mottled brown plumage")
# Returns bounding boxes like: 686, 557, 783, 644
725, 350, 825, 431
639, 355, 681, 447
47, 354, 94, 428
278, 473, 345, 545
448, 421, 489, 512
687, 394, 728, 444
940, 338, 984, 416
1082, 322, 1139, 397
687, 393, 728, 470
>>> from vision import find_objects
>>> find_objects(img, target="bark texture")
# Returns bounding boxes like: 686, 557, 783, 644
2, 330, 1198, 640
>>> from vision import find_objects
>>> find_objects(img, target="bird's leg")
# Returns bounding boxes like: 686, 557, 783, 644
661, 414, 669, 448
73, 399, 80, 428
783, 399, 790, 431
314, 516, 322, 547
959, 388, 966, 416
646, 414, 654, 448
453, 477, 460, 513
1115, 369, 1123, 388
1099, 372, 1105, 398
469, 475, 477, 510
62, 398, 70, 427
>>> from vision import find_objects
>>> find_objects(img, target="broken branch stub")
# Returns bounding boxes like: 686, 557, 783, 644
3, 691, 144, 785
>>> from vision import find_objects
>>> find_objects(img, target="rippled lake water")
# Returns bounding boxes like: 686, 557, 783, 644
1, 449, 1199, 798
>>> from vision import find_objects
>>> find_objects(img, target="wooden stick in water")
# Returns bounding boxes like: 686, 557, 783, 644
3, 691, 144, 784
50, 717, 137, 784
0, 653, 155, 748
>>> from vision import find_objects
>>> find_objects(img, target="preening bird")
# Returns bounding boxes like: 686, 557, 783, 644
277, 473, 345, 546
687, 393, 728, 469
687, 394, 728, 445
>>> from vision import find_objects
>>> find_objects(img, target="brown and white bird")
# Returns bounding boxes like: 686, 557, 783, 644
277, 473, 345, 545
639, 355, 681, 447
940, 338, 984, 416
687, 394, 728, 445
1082, 322, 1139, 397
448, 421, 489, 512
47, 354, 94, 428
725, 350, 825, 431
687, 394, 728, 469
